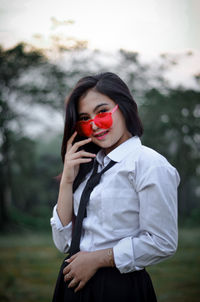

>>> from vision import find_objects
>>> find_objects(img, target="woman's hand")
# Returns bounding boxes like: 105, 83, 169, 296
63, 248, 115, 292
61, 132, 96, 185
63, 251, 99, 293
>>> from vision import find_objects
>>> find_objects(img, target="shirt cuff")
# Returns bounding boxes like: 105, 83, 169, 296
50, 205, 72, 231
113, 237, 137, 273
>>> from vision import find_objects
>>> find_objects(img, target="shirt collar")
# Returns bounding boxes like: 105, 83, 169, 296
96, 136, 142, 166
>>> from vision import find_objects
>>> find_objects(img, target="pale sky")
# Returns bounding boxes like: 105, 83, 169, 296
0, 0, 200, 55
0, 0, 200, 90
1, 0, 199, 136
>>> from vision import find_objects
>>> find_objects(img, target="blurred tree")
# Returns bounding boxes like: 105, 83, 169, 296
0, 43, 68, 228
140, 88, 200, 216
115, 49, 171, 101
8, 132, 63, 231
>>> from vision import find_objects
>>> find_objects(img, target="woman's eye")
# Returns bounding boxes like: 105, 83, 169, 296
80, 116, 90, 121
98, 109, 108, 114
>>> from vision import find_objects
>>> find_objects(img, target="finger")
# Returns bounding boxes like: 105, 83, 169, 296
70, 151, 96, 160
67, 253, 79, 262
64, 273, 73, 282
65, 257, 74, 264
68, 131, 78, 144
69, 138, 92, 153
64, 157, 93, 169
74, 281, 85, 293
70, 158, 93, 165
63, 265, 70, 275
66, 132, 78, 152
68, 278, 79, 288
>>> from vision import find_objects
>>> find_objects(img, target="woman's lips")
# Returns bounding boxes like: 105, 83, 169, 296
94, 130, 109, 140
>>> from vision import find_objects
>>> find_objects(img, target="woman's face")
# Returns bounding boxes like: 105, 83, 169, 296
78, 89, 132, 154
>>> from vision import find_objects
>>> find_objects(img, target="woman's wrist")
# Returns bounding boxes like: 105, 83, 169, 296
59, 178, 74, 188
92, 248, 115, 269
107, 248, 115, 267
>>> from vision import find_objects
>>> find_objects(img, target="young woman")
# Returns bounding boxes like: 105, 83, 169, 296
50, 72, 180, 302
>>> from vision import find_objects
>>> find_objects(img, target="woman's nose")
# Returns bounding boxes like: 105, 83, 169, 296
90, 121, 98, 131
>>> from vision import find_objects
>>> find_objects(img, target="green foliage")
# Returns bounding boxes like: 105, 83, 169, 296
8, 205, 52, 232
0, 43, 44, 85
148, 227, 200, 301
140, 88, 200, 216
0, 43, 68, 227
180, 208, 200, 227
0, 232, 63, 302
10, 132, 63, 216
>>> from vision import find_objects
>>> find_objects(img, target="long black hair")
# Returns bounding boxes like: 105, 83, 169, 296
60, 72, 143, 190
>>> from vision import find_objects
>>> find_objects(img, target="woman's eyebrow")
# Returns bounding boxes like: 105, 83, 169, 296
79, 112, 88, 117
93, 103, 109, 112
79, 103, 109, 116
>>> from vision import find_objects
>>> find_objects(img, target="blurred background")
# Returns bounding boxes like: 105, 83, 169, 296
0, 0, 200, 301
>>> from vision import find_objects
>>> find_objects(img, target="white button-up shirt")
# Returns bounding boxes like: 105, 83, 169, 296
50, 136, 180, 273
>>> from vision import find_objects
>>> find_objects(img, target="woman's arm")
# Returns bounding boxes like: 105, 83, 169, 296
57, 133, 95, 226
113, 163, 180, 273
50, 132, 96, 249
56, 182, 73, 226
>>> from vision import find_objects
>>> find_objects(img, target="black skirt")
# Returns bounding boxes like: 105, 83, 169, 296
52, 257, 157, 302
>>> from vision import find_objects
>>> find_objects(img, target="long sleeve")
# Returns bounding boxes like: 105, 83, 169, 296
113, 160, 180, 273
50, 205, 72, 253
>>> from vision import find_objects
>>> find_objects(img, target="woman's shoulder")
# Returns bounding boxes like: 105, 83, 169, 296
126, 143, 176, 173
135, 144, 180, 181
140, 145, 169, 165
112, 137, 177, 173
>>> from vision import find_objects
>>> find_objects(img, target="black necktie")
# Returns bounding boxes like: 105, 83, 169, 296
69, 159, 116, 256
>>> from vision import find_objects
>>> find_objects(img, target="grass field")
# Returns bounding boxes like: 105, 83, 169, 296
0, 228, 200, 302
